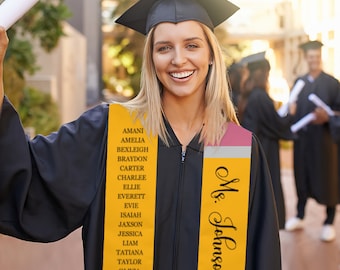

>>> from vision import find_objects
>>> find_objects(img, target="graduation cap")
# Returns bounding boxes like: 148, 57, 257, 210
299, 40, 323, 52
115, 0, 240, 35
239, 51, 270, 72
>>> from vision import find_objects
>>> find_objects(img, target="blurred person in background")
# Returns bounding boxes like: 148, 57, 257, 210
238, 52, 295, 230
285, 40, 340, 242
227, 61, 245, 108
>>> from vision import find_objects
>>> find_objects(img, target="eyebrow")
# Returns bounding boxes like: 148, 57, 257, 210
154, 37, 204, 46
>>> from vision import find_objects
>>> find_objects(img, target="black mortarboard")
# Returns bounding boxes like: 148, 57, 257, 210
115, 0, 240, 35
239, 51, 270, 72
239, 51, 266, 66
299, 40, 323, 52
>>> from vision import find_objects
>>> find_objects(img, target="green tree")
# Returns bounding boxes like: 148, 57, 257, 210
18, 87, 61, 135
103, 0, 144, 98
2, 0, 72, 134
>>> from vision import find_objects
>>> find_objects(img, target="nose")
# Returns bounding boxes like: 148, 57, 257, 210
171, 47, 187, 66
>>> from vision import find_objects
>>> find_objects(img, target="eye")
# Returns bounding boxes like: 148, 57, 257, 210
156, 45, 172, 52
187, 43, 199, 49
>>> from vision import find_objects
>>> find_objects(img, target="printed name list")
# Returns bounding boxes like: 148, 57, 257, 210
107, 125, 158, 270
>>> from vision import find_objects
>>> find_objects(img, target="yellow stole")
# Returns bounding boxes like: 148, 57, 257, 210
103, 104, 252, 269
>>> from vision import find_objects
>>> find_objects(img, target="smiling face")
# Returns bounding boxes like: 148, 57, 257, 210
152, 20, 212, 101
304, 48, 322, 74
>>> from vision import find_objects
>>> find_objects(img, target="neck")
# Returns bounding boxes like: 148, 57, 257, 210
162, 96, 205, 149
308, 69, 322, 79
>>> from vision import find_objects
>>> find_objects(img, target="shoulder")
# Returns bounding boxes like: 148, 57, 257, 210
247, 88, 272, 106
80, 102, 110, 121
250, 88, 269, 98
294, 75, 308, 85
221, 122, 252, 146
64, 102, 110, 133
85, 102, 110, 114
320, 72, 339, 84
320, 73, 340, 94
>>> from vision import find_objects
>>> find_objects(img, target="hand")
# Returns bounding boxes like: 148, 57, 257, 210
0, 27, 8, 63
312, 107, 329, 125
288, 102, 297, 115
0, 26, 8, 106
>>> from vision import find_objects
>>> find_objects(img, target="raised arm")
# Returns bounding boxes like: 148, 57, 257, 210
0, 27, 8, 108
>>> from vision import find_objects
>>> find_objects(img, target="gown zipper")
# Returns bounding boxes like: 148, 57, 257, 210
181, 150, 186, 163
173, 148, 186, 269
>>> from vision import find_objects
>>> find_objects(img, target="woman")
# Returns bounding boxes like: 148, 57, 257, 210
0, 0, 281, 269
238, 52, 295, 229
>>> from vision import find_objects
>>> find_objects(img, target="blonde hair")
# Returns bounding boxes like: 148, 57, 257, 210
122, 23, 238, 146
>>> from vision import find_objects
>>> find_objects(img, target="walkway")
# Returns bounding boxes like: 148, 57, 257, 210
279, 146, 340, 270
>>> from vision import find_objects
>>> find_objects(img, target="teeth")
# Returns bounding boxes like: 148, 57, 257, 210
170, 71, 194, 79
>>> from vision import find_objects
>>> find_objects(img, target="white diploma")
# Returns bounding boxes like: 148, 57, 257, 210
308, 93, 335, 116
289, 79, 306, 103
290, 112, 316, 133
277, 103, 290, 117
277, 79, 306, 117
0, 0, 39, 30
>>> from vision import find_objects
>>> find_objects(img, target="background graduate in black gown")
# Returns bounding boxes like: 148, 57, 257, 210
0, 0, 282, 269
285, 40, 340, 242
227, 61, 245, 108
238, 52, 295, 229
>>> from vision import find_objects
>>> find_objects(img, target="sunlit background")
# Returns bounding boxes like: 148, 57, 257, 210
100, 0, 339, 106
6, 0, 339, 127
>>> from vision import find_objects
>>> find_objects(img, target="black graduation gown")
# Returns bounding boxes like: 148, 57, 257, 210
329, 115, 340, 143
293, 72, 340, 206
241, 87, 294, 229
0, 96, 281, 270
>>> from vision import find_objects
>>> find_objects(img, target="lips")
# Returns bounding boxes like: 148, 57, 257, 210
170, 70, 194, 79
